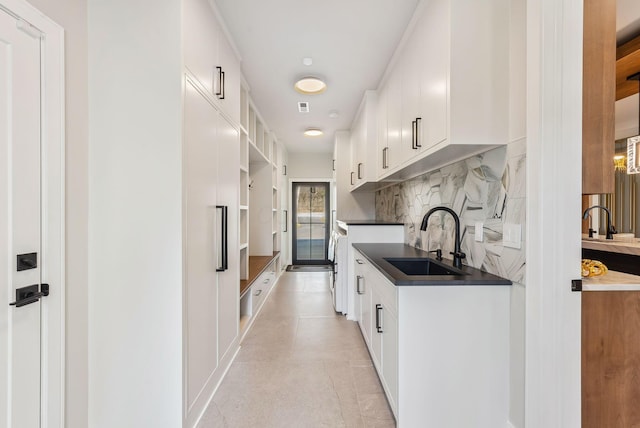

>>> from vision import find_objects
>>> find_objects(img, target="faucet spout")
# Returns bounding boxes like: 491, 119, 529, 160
582, 205, 617, 240
420, 206, 466, 269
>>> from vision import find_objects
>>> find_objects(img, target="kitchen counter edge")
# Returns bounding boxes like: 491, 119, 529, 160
353, 243, 512, 286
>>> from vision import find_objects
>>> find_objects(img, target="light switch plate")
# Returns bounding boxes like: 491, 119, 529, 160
503, 223, 522, 249
475, 222, 483, 242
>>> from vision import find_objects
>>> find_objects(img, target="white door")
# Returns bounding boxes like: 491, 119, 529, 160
0, 7, 45, 428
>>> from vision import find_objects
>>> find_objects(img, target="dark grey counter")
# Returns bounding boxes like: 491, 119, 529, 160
337, 220, 404, 226
353, 243, 512, 286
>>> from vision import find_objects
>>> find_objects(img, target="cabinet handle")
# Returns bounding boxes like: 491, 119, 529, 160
220, 70, 225, 100
355, 259, 364, 265
216, 205, 228, 272
283, 165, 287, 176
215, 66, 223, 97
283, 210, 288, 232
411, 120, 417, 150
356, 275, 364, 294
415, 117, 422, 148
382, 147, 389, 169
357, 163, 363, 179
376, 304, 383, 333
350, 172, 355, 185
333, 159, 336, 171
254, 289, 262, 296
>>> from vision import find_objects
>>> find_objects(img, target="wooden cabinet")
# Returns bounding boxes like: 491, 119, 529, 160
352, 247, 510, 427
373, 0, 508, 183
582, 0, 615, 195
582, 290, 640, 427
183, 0, 240, 124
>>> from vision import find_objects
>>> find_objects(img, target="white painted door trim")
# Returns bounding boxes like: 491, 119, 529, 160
0, 0, 65, 426
525, 0, 582, 426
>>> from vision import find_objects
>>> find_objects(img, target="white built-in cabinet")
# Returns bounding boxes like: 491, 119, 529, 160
183, 0, 240, 123
182, 0, 243, 426
349, 91, 378, 191
183, 75, 240, 426
352, 249, 510, 427
350, 0, 509, 190
238, 81, 288, 334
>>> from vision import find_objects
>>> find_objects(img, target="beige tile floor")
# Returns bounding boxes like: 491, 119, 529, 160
199, 271, 396, 428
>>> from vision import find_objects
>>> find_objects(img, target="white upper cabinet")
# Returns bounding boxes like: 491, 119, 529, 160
349, 91, 379, 191
183, 0, 240, 124
375, 0, 508, 182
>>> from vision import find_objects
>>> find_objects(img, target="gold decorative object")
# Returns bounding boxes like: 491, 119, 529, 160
614, 155, 626, 172
581, 259, 608, 277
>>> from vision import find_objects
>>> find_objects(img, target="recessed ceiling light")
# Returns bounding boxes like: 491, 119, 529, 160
328, 110, 339, 119
302, 57, 313, 66
304, 128, 323, 137
294, 77, 326, 95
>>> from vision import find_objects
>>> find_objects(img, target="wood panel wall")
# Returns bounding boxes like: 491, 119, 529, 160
582, 0, 616, 195
582, 291, 640, 427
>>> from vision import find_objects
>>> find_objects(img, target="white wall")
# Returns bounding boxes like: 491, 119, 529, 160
23, 0, 89, 426
287, 152, 334, 178
88, 1, 183, 426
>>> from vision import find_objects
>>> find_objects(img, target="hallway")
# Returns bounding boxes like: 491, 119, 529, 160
199, 271, 396, 427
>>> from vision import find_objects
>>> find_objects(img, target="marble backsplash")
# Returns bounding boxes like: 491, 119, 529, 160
375, 142, 526, 284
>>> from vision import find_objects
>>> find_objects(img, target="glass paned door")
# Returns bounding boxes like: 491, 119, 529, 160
292, 182, 330, 264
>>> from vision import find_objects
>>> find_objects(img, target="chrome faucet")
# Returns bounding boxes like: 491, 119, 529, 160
582, 205, 617, 240
420, 206, 466, 269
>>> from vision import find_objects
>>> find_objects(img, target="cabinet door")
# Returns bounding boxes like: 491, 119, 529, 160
216, 112, 240, 361
419, 0, 448, 151
377, 84, 389, 178
381, 304, 398, 412
386, 69, 403, 171
370, 286, 383, 369
216, 29, 240, 124
184, 79, 219, 409
183, 0, 218, 95
400, 33, 422, 165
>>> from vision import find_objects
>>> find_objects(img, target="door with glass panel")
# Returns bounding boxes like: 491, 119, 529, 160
292, 182, 330, 264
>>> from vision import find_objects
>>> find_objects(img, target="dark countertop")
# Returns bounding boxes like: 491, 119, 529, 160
353, 243, 512, 286
337, 219, 404, 226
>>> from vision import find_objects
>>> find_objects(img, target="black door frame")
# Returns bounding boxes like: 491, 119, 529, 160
291, 181, 330, 265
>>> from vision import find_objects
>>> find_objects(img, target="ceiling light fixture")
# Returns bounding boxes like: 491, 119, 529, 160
304, 128, 323, 137
294, 77, 326, 95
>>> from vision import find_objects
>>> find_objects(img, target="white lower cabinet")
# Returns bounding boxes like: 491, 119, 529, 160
353, 249, 509, 427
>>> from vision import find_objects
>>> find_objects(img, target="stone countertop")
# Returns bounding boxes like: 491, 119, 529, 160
352, 243, 512, 286
582, 235, 640, 256
582, 270, 640, 291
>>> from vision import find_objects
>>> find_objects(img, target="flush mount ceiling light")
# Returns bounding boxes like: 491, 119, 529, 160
304, 128, 324, 137
294, 77, 327, 95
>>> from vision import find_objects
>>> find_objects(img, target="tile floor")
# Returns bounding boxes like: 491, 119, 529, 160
199, 271, 396, 428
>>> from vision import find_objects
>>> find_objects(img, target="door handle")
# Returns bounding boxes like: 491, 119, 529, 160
376, 304, 383, 333
9, 283, 49, 307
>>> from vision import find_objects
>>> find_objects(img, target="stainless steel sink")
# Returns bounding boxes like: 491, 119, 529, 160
383, 258, 466, 276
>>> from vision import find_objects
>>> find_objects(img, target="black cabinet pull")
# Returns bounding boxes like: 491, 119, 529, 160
283, 165, 287, 176
215, 66, 223, 97
220, 70, 225, 100
415, 117, 422, 148
356, 275, 364, 294
350, 172, 355, 185
411, 120, 417, 149
283, 210, 288, 232
216, 205, 228, 271
332, 159, 336, 171
357, 163, 363, 179
9, 283, 49, 308
376, 304, 383, 333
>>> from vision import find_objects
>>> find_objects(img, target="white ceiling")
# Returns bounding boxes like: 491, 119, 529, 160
213, 0, 420, 154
